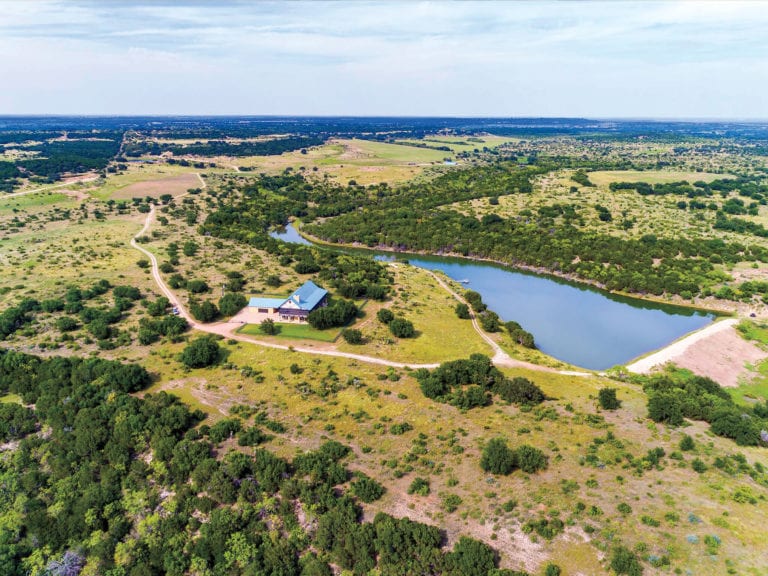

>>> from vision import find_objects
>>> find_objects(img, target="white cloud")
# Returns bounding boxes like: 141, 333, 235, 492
0, 1, 765, 116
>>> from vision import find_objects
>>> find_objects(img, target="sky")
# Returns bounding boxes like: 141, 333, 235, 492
1, 0, 767, 118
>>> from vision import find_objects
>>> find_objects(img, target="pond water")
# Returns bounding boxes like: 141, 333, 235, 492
271, 224, 715, 370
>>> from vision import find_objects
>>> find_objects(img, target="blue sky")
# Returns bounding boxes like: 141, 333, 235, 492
1, 1, 766, 117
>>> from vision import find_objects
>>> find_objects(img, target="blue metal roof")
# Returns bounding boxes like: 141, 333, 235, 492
248, 297, 286, 309
284, 281, 328, 311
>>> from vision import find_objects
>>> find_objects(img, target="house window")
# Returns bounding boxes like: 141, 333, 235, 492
258, 308, 268, 313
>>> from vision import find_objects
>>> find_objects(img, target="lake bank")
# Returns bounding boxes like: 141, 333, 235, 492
273, 223, 718, 370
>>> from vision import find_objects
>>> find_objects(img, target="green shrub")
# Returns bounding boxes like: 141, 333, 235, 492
350, 474, 385, 503
598, 387, 621, 410
679, 434, 695, 451
341, 328, 363, 344
480, 438, 516, 475
260, 318, 278, 335
376, 308, 394, 324
180, 337, 221, 368
407, 477, 430, 496
389, 317, 415, 338
455, 303, 470, 319
218, 293, 247, 317
610, 545, 643, 575
515, 444, 548, 473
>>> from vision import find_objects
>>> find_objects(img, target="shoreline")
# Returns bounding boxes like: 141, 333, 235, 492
292, 222, 732, 317
625, 318, 740, 374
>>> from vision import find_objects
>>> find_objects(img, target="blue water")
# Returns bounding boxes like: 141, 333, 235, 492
271, 224, 715, 369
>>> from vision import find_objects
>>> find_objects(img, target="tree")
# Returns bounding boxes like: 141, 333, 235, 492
480, 438, 516, 475
180, 337, 221, 368
598, 387, 621, 410
389, 317, 415, 338
260, 318, 278, 335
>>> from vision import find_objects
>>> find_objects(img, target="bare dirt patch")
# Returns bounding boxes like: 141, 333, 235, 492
671, 325, 767, 387
111, 173, 200, 200
629, 319, 768, 387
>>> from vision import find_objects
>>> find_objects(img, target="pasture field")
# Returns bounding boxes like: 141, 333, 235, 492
231, 138, 454, 186
86, 163, 213, 200
139, 334, 768, 575
587, 169, 731, 187
2, 132, 768, 574
335, 264, 492, 363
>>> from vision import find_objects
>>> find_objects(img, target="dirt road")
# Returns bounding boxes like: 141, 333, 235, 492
131, 188, 593, 375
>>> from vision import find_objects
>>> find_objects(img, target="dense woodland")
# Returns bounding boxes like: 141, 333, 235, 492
193, 160, 768, 299
0, 349, 542, 576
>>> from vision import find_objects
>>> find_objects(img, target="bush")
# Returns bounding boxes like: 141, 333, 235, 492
515, 444, 548, 473
0, 403, 37, 441
376, 308, 394, 324
691, 458, 707, 473
480, 438, 516, 475
308, 298, 357, 330
55, 316, 79, 332
113, 285, 141, 300
218, 293, 247, 317
260, 318, 278, 335
265, 275, 282, 287
146, 296, 170, 317
186, 279, 209, 294
679, 434, 695, 451
208, 418, 242, 443
598, 387, 621, 410
341, 328, 363, 344
190, 300, 218, 322
445, 537, 496, 575
493, 377, 545, 406
464, 290, 486, 312
389, 317, 415, 338
647, 392, 683, 426
238, 426, 269, 446
407, 477, 430, 496
180, 337, 221, 368
479, 311, 500, 332
41, 299, 65, 313
609, 545, 643, 576
455, 303, 470, 319
350, 474, 385, 502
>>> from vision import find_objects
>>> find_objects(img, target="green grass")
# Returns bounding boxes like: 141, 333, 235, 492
238, 322, 339, 342
0, 393, 22, 404
0, 191, 74, 214
588, 169, 733, 187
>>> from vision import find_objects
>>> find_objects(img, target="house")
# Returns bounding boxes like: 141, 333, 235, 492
248, 280, 328, 323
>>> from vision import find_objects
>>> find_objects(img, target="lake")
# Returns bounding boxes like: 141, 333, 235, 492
271, 224, 715, 370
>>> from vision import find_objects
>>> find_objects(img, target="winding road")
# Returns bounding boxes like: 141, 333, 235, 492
131, 179, 593, 375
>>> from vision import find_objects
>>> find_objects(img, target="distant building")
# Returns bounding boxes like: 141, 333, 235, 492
248, 280, 328, 323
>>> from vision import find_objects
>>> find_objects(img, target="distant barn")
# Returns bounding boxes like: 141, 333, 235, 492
248, 280, 328, 323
